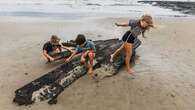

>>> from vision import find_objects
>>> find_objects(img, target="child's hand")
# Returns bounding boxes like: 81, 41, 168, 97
66, 47, 74, 53
115, 23, 120, 27
49, 57, 55, 62
65, 57, 71, 63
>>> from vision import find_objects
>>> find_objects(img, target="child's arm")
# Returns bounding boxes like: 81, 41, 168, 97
142, 30, 147, 38
115, 22, 129, 27
59, 42, 73, 52
61, 45, 74, 53
43, 50, 55, 61
65, 50, 77, 62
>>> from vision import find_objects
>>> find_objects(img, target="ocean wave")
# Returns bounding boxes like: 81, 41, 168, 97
86, 3, 102, 6
110, 3, 141, 6
0, 0, 190, 18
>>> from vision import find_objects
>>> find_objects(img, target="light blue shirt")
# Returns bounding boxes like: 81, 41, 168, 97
76, 40, 96, 53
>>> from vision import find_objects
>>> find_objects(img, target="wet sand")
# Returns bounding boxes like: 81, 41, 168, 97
138, 1, 195, 16
0, 16, 195, 110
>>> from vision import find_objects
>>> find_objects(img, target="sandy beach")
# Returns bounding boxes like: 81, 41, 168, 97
1, 16, 195, 110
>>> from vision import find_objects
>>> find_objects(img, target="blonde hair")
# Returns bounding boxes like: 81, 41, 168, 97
50, 35, 60, 44
140, 14, 154, 30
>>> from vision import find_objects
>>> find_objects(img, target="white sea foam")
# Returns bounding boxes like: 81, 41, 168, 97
0, 0, 192, 18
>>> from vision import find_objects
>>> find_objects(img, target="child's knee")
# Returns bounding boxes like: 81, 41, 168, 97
80, 60, 85, 65
88, 52, 95, 59
80, 57, 86, 64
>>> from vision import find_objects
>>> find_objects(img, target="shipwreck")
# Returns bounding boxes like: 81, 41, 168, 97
13, 38, 141, 105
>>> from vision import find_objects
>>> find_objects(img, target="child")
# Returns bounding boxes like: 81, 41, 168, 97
110, 14, 154, 74
66, 34, 96, 76
42, 35, 73, 63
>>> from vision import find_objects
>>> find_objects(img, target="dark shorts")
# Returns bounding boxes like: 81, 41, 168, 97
122, 31, 135, 44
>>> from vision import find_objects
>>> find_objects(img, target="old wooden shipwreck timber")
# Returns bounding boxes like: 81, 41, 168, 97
13, 38, 141, 105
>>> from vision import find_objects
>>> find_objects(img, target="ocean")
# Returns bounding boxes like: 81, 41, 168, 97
0, 0, 193, 19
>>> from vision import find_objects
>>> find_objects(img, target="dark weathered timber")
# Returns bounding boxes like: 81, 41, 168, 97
13, 38, 141, 106
93, 38, 141, 79
138, 1, 195, 15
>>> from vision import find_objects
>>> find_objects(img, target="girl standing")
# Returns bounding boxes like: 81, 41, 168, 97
110, 15, 154, 74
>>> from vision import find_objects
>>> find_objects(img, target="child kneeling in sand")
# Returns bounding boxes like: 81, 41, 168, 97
65, 34, 96, 76
42, 35, 73, 63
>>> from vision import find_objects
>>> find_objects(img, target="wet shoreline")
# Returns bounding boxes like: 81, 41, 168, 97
138, 1, 195, 15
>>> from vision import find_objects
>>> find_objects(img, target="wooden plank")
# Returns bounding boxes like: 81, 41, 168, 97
13, 38, 141, 105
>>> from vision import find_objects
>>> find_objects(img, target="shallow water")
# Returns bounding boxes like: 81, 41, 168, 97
0, 0, 190, 19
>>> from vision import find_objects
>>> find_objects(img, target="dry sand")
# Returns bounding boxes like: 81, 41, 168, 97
0, 16, 195, 110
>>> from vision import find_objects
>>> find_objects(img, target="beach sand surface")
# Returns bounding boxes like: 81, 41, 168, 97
0, 16, 195, 110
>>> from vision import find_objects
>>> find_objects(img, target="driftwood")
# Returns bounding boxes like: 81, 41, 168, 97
13, 38, 141, 106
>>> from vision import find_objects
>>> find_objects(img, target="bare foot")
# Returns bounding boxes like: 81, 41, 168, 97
127, 69, 135, 75
87, 68, 93, 76
110, 54, 114, 62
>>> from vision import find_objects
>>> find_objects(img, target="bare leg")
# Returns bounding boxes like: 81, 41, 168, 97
87, 52, 95, 76
124, 42, 134, 74
80, 53, 86, 65
80, 51, 92, 76
110, 44, 124, 62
